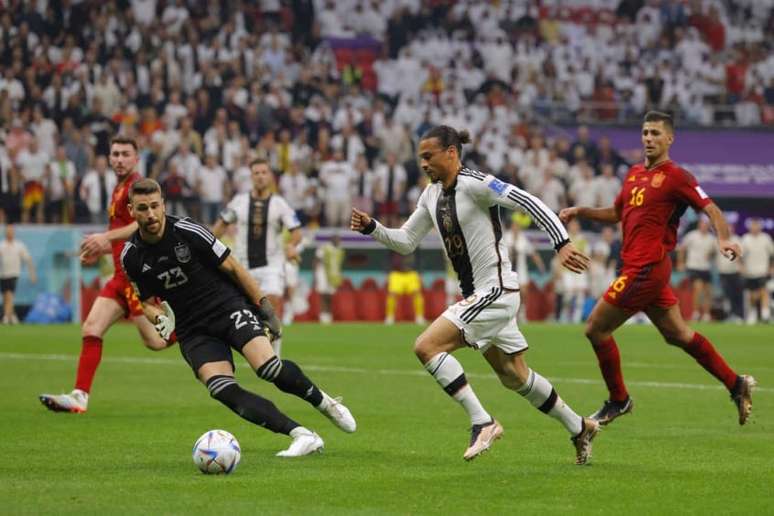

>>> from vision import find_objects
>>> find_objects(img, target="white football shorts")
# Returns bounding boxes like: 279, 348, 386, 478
284, 260, 300, 289
249, 265, 285, 297
442, 286, 528, 354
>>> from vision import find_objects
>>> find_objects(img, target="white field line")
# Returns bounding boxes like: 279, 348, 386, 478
2, 351, 770, 394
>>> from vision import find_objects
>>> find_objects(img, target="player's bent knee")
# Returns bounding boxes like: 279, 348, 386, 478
81, 317, 106, 338
583, 319, 600, 341
413, 335, 437, 362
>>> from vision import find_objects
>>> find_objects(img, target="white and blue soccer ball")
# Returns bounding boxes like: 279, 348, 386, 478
192, 429, 241, 474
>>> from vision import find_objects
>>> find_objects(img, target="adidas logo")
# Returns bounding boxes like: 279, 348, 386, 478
142, 264, 151, 272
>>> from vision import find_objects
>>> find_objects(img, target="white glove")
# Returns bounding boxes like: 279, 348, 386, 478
154, 301, 176, 340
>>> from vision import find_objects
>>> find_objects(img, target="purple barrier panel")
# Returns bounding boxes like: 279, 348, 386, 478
587, 128, 774, 197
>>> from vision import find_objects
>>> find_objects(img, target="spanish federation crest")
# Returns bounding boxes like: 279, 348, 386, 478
651, 171, 665, 188
174, 242, 191, 263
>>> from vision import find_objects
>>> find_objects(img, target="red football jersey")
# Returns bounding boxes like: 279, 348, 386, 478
614, 160, 712, 267
108, 171, 141, 275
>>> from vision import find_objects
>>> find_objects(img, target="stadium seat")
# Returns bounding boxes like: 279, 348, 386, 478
355, 278, 385, 321
424, 283, 446, 320
395, 294, 414, 322
332, 279, 358, 321
295, 290, 320, 322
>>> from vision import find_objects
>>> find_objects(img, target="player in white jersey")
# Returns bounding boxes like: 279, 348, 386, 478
678, 218, 716, 321
213, 159, 302, 355
351, 125, 599, 465
741, 219, 774, 324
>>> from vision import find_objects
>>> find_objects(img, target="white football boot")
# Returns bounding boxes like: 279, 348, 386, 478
318, 392, 356, 433
39, 389, 89, 413
276, 428, 324, 457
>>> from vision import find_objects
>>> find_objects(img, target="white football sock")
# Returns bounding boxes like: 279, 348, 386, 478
518, 369, 582, 435
424, 352, 491, 425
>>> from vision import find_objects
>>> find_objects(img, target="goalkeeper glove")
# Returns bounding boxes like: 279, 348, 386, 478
154, 301, 176, 340
256, 296, 282, 340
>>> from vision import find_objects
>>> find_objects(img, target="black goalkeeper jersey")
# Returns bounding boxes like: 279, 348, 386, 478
120, 215, 244, 332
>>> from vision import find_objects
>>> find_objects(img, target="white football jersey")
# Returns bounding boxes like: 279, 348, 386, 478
367, 168, 570, 297
220, 193, 301, 270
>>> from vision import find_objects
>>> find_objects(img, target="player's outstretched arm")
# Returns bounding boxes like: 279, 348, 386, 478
81, 221, 139, 258
556, 241, 591, 274
559, 206, 620, 224
475, 177, 590, 273
350, 207, 373, 233
703, 202, 742, 261
351, 205, 434, 255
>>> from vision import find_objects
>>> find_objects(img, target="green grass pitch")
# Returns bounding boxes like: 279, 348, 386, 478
1, 322, 772, 514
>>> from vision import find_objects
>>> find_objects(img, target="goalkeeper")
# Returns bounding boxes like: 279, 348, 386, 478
121, 178, 356, 457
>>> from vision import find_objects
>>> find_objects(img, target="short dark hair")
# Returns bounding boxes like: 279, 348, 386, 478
129, 178, 162, 200
643, 111, 674, 132
249, 158, 271, 170
420, 125, 472, 155
110, 137, 138, 152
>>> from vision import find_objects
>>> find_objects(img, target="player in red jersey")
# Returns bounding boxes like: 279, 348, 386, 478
40, 138, 174, 413
560, 111, 755, 426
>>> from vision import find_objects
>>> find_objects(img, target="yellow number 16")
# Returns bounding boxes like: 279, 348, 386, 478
629, 187, 645, 206
612, 275, 629, 293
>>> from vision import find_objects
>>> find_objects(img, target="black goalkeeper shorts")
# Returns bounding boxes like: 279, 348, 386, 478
177, 299, 270, 376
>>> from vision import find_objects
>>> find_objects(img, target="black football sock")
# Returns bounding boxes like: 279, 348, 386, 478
256, 357, 324, 407
206, 375, 298, 435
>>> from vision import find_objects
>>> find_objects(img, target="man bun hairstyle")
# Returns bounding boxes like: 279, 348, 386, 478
421, 125, 472, 155
643, 111, 674, 132
110, 136, 138, 151
130, 178, 162, 200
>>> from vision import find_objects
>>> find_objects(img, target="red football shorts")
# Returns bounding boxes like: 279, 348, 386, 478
603, 256, 678, 313
99, 273, 144, 317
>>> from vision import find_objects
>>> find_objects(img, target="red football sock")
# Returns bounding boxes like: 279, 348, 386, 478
592, 336, 629, 401
682, 332, 737, 390
74, 336, 103, 393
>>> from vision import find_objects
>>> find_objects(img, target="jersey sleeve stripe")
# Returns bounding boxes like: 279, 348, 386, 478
506, 190, 564, 244
459, 168, 487, 181
119, 241, 134, 272
175, 220, 215, 244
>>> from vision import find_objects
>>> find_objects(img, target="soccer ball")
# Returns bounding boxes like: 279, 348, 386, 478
192, 429, 241, 474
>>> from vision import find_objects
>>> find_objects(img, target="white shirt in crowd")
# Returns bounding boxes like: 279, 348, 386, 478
0, 239, 32, 279
741, 232, 774, 278
279, 172, 311, 211
372, 162, 407, 203
15, 149, 50, 182
593, 175, 621, 208
79, 169, 117, 215
319, 160, 355, 202
198, 165, 228, 203
46, 159, 76, 201
682, 229, 716, 271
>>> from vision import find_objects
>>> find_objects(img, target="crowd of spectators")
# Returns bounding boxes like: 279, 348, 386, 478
0, 0, 772, 229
